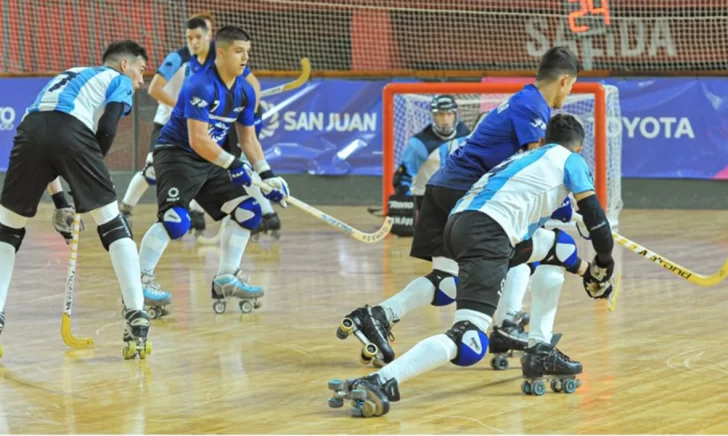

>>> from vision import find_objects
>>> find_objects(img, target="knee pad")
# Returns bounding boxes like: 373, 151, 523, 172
97, 215, 133, 251
142, 162, 156, 185
542, 229, 578, 269
0, 224, 26, 252
161, 206, 191, 240
426, 269, 457, 307
230, 197, 261, 230
445, 321, 489, 367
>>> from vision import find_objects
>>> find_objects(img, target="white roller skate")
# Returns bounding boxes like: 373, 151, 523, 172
141, 272, 172, 319
211, 269, 264, 314
122, 308, 152, 360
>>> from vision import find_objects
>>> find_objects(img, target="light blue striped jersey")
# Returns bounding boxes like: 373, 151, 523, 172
27, 66, 133, 132
451, 143, 594, 246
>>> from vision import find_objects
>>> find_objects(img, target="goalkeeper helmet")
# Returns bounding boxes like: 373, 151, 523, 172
430, 95, 458, 138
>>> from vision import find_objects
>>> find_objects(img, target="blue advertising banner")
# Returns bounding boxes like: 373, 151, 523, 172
600, 77, 728, 180
1, 76, 728, 179
256, 79, 385, 175
0, 77, 48, 171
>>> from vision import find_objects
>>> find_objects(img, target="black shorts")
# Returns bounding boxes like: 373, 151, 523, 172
409, 185, 467, 261
149, 123, 164, 149
443, 211, 514, 317
153, 146, 249, 221
1, 111, 117, 217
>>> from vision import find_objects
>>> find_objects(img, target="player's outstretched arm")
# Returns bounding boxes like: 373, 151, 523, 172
148, 51, 185, 107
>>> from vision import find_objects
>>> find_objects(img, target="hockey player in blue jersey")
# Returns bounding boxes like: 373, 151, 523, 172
135, 26, 288, 318
0, 41, 152, 359
119, 15, 270, 237
329, 114, 615, 417
336, 46, 580, 367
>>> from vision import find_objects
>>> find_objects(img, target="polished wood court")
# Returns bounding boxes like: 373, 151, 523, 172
1, 204, 728, 434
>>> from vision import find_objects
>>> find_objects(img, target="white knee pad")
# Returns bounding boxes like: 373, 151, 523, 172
90, 202, 121, 226
528, 228, 556, 263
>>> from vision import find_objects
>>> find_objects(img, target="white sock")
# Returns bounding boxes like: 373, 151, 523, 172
494, 264, 531, 326
138, 222, 170, 274
122, 172, 149, 207
247, 184, 275, 215
0, 243, 16, 313
375, 333, 457, 385
109, 238, 144, 310
378, 256, 458, 324
0, 206, 27, 314
378, 277, 434, 324
216, 219, 251, 276
190, 200, 204, 213
528, 265, 564, 347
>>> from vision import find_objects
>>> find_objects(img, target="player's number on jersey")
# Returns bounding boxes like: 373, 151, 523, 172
48, 71, 80, 93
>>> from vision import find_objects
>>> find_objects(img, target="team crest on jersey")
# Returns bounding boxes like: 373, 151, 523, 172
191, 97, 207, 108
234, 107, 244, 113
531, 119, 547, 130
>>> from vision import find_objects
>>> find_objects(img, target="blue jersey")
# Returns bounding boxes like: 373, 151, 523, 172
27, 66, 133, 132
452, 144, 594, 246
428, 84, 551, 191
157, 65, 257, 154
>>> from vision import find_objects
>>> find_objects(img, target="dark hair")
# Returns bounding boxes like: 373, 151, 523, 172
186, 17, 208, 31
544, 114, 585, 150
536, 46, 579, 82
102, 40, 148, 63
189, 11, 216, 31
215, 26, 251, 46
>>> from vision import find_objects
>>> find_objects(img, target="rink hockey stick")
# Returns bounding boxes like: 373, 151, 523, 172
259, 58, 311, 98
253, 179, 393, 243
61, 214, 94, 349
574, 214, 728, 287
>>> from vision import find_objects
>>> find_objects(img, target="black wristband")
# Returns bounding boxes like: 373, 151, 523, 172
259, 169, 275, 180
227, 158, 244, 170
52, 192, 70, 209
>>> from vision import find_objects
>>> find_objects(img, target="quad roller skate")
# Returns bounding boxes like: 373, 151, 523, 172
141, 273, 172, 319
488, 311, 531, 370
122, 308, 152, 360
336, 305, 395, 368
520, 340, 582, 396
189, 210, 206, 238
211, 269, 264, 314
327, 374, 400, 418
251, 213, 281, 242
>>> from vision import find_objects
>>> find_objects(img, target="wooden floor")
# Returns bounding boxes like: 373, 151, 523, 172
1, 204, 728, 434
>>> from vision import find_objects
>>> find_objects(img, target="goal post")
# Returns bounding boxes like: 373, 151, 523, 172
382, 82, 616, 219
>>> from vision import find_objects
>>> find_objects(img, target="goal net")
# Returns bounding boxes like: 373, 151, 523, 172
1, 1, 727, 74
382, 83, 622, 223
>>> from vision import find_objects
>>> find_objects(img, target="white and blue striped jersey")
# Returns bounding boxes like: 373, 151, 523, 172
27, 66, 133, 133
451, 143, 594, 246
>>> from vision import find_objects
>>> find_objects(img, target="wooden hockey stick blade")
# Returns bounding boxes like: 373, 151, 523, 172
574, 213, 728, 287
259, 58, 311, 97
252, 179, 392, 243
61, 313, 94, 348
607, 272, 622, 312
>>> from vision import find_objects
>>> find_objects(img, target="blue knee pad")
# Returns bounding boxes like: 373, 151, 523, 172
426, 270, 457, 307
161, 206, 191, 239
445, 321, 489, 367
231, 197, 261, 230
542, 229, 578, 269
142, 162, 156, 185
